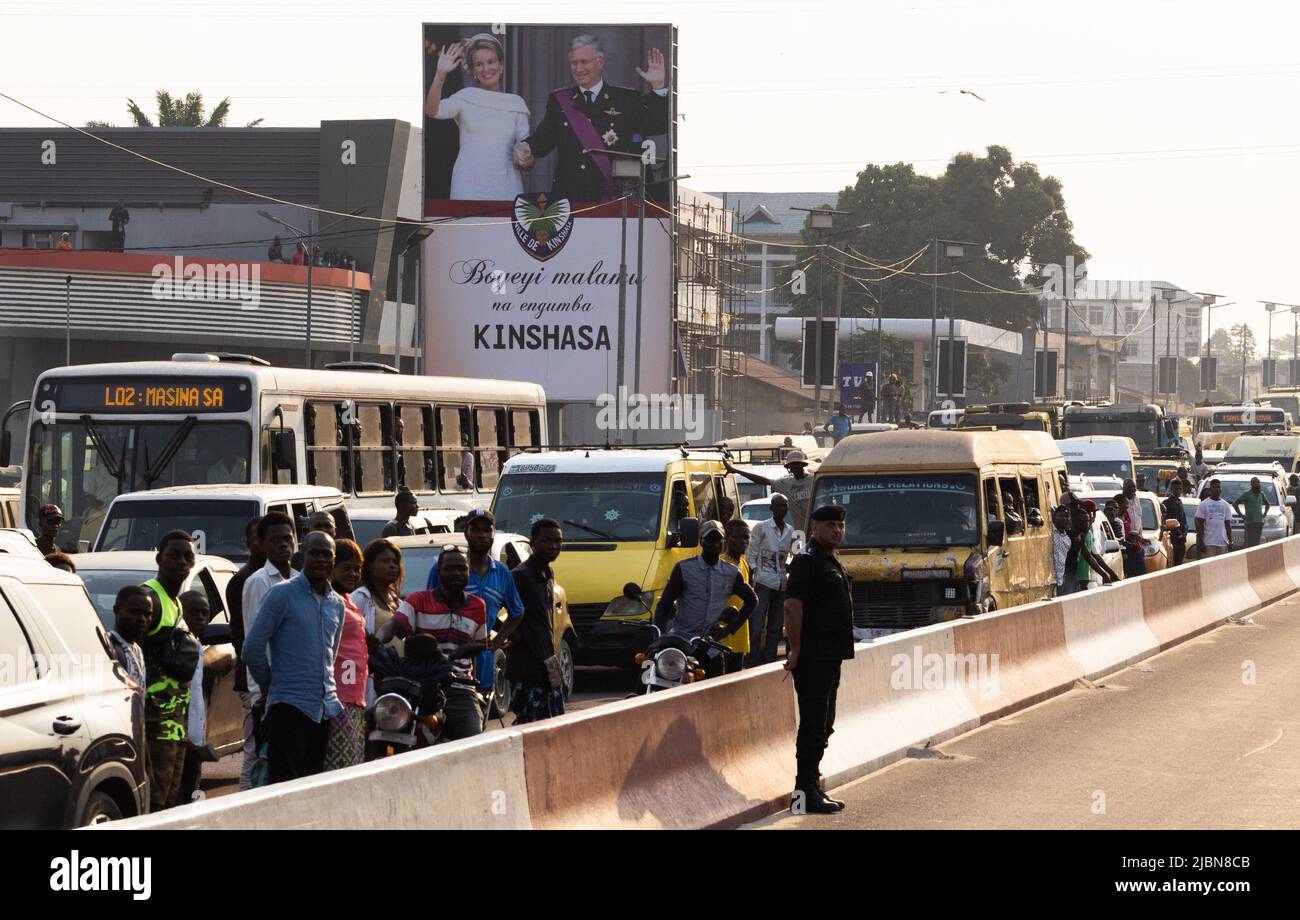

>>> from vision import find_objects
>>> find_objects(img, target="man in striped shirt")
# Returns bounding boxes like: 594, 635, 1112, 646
381, 547, 489, 740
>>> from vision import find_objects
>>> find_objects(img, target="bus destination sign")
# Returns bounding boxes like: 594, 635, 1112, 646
39, 376, 253, 414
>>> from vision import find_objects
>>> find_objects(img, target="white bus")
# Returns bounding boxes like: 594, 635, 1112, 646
1191, 404, 1288, 437
2, 353, 547, 541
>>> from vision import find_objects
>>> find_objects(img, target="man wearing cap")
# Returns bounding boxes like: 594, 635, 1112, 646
1073, 499, 1119, 587
427, 508, 524, 721
35, 504, 66, 557
784, 503, 854, 814
653, 520, 757, 676
726, 450, 815, 532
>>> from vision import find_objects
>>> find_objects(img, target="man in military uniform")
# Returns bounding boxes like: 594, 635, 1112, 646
784, 503, 854, 814
515, 34, 669, 202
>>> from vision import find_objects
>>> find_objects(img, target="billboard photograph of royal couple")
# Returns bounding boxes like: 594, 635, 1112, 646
422, 23, 675, 209
421, 23, 675, 403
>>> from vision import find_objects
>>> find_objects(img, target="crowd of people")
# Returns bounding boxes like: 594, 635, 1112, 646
87, 497, 571, 810
267, 236, 355, 269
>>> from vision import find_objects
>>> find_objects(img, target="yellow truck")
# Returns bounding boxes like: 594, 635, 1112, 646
810, 429, 1068, 633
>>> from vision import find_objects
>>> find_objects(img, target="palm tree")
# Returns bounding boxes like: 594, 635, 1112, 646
85, 90, 262, 128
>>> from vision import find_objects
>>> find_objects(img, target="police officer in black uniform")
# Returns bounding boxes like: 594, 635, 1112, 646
517, 36, 669, 202
784, 503, 854, 814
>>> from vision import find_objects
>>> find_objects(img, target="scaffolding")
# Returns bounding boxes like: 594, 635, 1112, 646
671, 192, 745, 435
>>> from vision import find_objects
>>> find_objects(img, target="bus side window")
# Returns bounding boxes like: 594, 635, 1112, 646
1020, 475, 1042, 523
305, 400, 344, 492
508, 408, 541, 458
436, 406, 473, 492
667, 480, 689, 535
474, 407, 507, 491
983, 478, 1002, 525
397, 404, 434, 494
1057, 469, 1069, 497
690, 472, 719, 522
353, 403, 393, 495
999, 476, 1025, 534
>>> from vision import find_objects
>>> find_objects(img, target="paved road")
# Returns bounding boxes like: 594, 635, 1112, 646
195, 666, 639, 800
751, 592, 1300, 830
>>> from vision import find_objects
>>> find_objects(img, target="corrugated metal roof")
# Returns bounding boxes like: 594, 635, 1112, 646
708, 191, 841, 237
0, 128, 319, 205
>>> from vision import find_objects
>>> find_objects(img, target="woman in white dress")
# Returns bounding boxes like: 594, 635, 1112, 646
425, 33, 531, 201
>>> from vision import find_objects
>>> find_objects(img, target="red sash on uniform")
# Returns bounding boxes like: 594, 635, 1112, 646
552, 88, 615, 197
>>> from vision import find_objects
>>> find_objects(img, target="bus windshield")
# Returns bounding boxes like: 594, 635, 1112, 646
1062, 415, 1159, 451
1265, 395, 1300, 424
811, 473, 981, 548
24, 419, 251, 538
492, 472, 666, 542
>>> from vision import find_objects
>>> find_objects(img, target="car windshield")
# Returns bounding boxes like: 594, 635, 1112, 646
397, 545, 443, 595
79, 568, 157, 630
492, 472, 665, 543
742, 503, 772, 522
1205, 481, 1280, 505
1063, 459, 1133, 479
811, 473, 980, 548
95, 498, 258, 561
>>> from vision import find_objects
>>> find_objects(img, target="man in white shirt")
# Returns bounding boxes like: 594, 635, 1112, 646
727, 450, 815, 532
1121, 479, 1144, 537
1194, 478, 1234, 558
237, 511, 296, 789
745, 493, 798, 666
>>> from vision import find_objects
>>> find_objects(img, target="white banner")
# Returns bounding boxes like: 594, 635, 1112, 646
422, 212, 671, 401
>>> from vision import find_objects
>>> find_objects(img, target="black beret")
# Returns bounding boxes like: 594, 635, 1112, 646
810, 504, 846, 522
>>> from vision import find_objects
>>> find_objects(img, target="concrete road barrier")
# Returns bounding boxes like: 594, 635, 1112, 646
519, 665, 797, 830
1060, 580, 1159, 680
107, 729, 533, 830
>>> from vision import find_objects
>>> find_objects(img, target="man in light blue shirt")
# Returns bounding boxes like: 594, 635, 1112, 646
243, 532, 345, 784
825, 403, 853, 443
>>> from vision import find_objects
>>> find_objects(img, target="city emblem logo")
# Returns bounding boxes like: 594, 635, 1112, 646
512, 193, 574, 262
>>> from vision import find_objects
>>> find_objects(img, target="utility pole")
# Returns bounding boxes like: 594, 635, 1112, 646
1149, 291, 1157, 405
930, 238, 939, 411
1063, 297, 1070, 398
1112, 299, 1119, 402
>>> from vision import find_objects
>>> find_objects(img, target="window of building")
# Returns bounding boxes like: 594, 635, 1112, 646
1089, 306, 1105, 326
23, 231, 56, 249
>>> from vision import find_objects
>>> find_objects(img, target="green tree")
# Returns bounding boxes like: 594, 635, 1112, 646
783, 145, 1090, 347
966, 353, 1010, 399
87, 91, 263, 128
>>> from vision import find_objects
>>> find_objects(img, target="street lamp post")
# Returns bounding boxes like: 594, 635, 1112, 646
943, 244, 964, 404
1264, 302, 1277, 389
927, 238, 981, 411
398, 226, 433, 372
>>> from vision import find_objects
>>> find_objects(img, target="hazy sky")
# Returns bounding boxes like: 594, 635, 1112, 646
6, 0, 1300, 345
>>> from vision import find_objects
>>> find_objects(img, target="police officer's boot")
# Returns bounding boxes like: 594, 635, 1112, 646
792, 777, 842, 814
819, 774, 846, 810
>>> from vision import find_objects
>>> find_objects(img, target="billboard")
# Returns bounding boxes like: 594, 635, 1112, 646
420, 23, 675, 401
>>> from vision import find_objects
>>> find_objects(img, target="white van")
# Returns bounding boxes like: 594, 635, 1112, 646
1056, 436, 1136, 483
92, 484, 352, 563
1222, 434, 1300, 475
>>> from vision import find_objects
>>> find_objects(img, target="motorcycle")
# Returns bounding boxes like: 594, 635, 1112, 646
364, 634, 484, 760
614, 582, 734, 694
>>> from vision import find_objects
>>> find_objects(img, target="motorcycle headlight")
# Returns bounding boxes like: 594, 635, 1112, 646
603, 591, 654, 618
655, 647, 688, 681
373, 694, 414, 732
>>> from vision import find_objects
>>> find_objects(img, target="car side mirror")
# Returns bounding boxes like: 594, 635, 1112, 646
78, 540, 90, 554
1027, 508, 1044, 528
1103, 539, 1121, 554
201, 623, 232, 646
677, 516, 700, 549
623, 582, 642, 601
987, 520, 1005, 546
